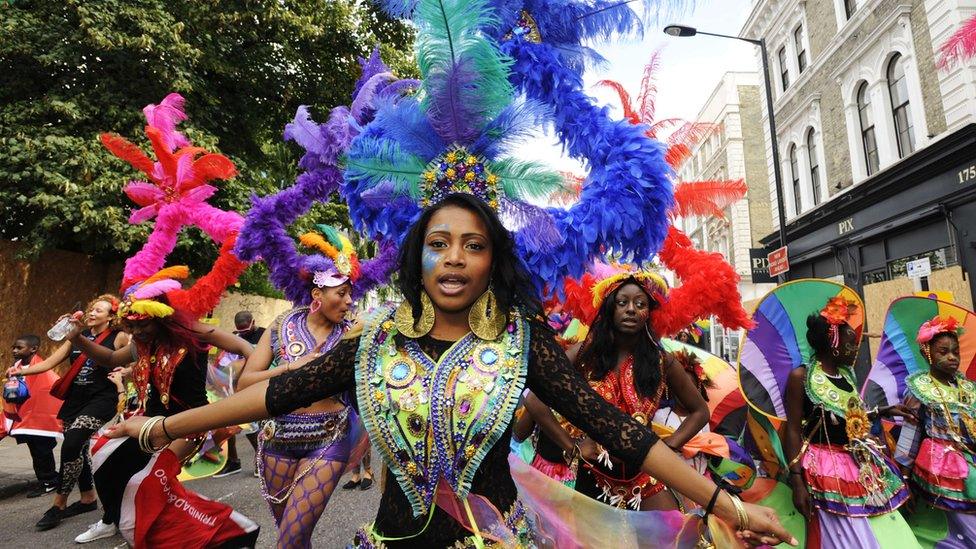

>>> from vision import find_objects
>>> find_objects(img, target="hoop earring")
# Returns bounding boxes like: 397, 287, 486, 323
310, 299, 322, 315
469, 286, 507, 340
831, 348, 840, 358
395, 292, 434, 338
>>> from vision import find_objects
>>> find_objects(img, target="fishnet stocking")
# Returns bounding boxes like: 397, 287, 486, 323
270, 457, 345, 549
260, 453, 299, 528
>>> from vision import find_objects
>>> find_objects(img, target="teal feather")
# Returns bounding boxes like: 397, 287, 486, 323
490, 158, 567, 200
315, 224, 344, 251
344, 137, 426, 199
415, 0, 513, 143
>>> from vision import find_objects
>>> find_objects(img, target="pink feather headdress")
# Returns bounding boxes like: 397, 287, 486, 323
101, 93, 247, 319
917, 315, 963, 345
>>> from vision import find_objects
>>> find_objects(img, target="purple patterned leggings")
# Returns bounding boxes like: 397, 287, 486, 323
258, 409, 351, 549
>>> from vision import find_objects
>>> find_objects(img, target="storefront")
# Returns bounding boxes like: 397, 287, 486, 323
758, 123, 976, 375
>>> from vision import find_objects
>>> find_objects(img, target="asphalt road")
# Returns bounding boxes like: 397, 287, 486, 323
0, 441, 381, 548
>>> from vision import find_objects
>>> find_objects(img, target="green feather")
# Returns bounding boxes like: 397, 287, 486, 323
415, 0, 513, 126
315, 224, 344, 251
490, 158, 568, 200
344, 138, 426, 199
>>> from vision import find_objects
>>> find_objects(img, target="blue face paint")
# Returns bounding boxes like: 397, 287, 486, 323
422, 245, 441, 275
422, 224, 449, 276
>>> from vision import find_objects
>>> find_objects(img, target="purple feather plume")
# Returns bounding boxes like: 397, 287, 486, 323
354, 46, 393, 97
351, 72, 395, 125
425, 57, 484, 145
353, 239, 400, 301
380, 79, 422, 98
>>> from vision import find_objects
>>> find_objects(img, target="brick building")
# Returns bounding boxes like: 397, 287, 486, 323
741, 0, 976, 340
676, 72, 777, 359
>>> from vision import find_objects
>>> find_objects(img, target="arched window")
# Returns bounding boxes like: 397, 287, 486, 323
807, 129, 822, 206
857, 82, 879, 176
789, 144, 801, 215
778, 46, 790, 91
887, 53, 915, 158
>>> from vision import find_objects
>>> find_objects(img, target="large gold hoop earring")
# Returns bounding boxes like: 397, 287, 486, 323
395, 291, 435, 338
469, 286, 507, 340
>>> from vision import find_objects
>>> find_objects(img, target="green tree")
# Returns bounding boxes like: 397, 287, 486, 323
0, 0, 414, 294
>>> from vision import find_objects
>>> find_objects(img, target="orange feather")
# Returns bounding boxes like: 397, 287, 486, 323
100, 133, 155, 177
671, 179, 747, 220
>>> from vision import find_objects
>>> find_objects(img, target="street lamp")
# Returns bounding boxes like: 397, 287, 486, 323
664, 24, 789, 282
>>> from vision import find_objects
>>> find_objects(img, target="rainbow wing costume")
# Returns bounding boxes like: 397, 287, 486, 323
862, 296, 976, 409
738, 279, 864, 420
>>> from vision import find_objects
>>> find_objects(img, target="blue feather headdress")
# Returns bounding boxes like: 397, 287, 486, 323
342, 0, 683, 293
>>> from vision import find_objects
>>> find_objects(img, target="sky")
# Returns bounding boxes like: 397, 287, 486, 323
525, 0, 759, 172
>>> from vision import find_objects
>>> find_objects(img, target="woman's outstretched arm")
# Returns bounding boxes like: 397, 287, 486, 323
106, 337, 359, 443
528, 327, 796, 546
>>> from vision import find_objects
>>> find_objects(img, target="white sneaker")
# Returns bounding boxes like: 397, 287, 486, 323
74, 520, 116, 544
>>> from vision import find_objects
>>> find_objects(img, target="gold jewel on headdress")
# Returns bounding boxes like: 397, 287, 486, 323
420, 146, 500, 209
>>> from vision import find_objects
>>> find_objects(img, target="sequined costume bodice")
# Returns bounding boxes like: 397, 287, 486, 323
355, 307, 529, 516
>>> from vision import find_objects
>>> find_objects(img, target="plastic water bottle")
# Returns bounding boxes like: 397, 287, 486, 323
47, 303, 82, 341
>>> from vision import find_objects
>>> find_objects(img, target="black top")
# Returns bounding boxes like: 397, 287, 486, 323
267, 321, 659, 546
59, 329, 122, 421
145, 349, 209, 417
238, 327, 265, 346
802, 372, 852, 446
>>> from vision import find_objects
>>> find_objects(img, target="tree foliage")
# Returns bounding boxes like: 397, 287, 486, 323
0, 0, 415, 295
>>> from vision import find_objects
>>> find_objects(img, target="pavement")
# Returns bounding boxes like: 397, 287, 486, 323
0, 436, 381, 548
0, 435, 40, 499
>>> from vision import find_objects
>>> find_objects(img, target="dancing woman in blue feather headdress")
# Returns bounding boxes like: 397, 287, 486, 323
102, 0, 796, 546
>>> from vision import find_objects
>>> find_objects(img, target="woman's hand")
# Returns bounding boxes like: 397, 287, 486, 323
576, 437, 600, 462
65, 312, 86, 341
882, 403, 917, 421
789, 475, 813, 519
6, 366, 22, 377
108, 370, 126, 392
734, 501, 798, 547
104, 416, 169, 449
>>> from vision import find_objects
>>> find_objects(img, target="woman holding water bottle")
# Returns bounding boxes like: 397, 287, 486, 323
11, 295, 130, 533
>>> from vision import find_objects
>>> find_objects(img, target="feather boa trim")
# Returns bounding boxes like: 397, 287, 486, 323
235, 51, 402, 305
502, 38, 674, 291
653, 227, 754, 337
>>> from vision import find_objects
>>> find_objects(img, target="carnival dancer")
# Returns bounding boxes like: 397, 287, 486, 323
782, 292, 917, 548
67, 92, 258, 547
895, 315, 976, 547
4, 335, 62, 497
235, 224, 393, 548
68, 277, 255, 544
539, 269, 712, 511
101, 0, 796, 543
13, 295, 129, 531
109, 193, 793, 547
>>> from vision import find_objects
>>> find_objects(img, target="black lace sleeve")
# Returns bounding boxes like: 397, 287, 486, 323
265, 337, 360, 417
526, 323, 659, 472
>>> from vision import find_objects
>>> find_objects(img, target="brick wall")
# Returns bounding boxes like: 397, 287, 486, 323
739, 85, 776, 246
0, 241, 123, 366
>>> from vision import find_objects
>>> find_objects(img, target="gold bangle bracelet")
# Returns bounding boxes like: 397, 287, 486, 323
729, 493, 748, 531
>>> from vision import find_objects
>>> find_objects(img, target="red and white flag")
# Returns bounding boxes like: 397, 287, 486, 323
115, 448, 258, 548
